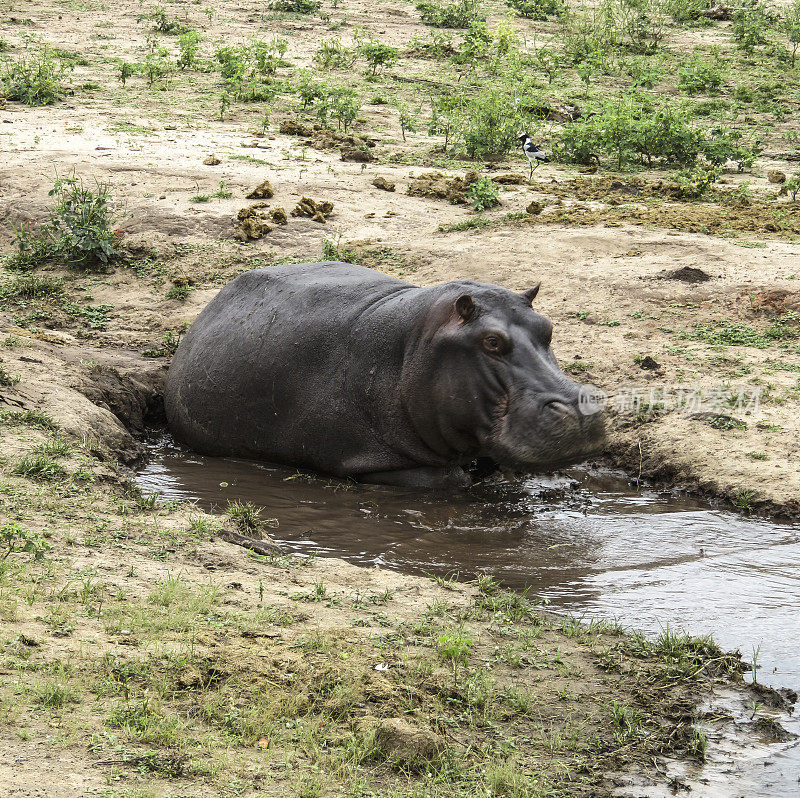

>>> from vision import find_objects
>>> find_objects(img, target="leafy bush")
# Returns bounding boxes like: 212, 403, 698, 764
780, 0, 800, 67
732, 2, 769, 52
455, 88, 521, 159
1, 523, 50, 561
417, 0, 484, 28
177, 30, 202, 69
505, 0, 563, 20
314, 38, 356, 69
1, 47, 71, 106
141, 47, 174, 86
215, 41, 283, 102
557, 100, 704, 169
269, 0, 321, 12
678, 56, 725, 95
701, 125, 761, 171
467, 177, 500, 210
358, 40, 399, 74
784, 173, 800, 201
5, 174, 119, 272
138, 5, 186, 34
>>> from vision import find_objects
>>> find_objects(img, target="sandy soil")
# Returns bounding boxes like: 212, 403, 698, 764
1, 1, 800, 792
2, 0, 799, 514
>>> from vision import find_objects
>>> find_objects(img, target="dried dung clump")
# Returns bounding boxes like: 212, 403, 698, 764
270, 207, 288, 225
373, 718, 445, 766
236, 207, 272, 240
246, 179, 274, 200
768, 170, 787, 184
526, 200, 544, 215
279, 119, 313, 137
203, 155, 221, 166
407, 171, 480, 204
372, 176, 395, 192
291, 197, 334, 223
341, 146, 373, 162
493, 173, 527, 185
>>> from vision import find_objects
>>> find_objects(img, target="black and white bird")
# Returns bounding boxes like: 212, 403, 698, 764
518, 134, 548, 178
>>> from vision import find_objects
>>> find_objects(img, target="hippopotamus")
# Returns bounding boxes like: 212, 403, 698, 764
164, 261, 605, 488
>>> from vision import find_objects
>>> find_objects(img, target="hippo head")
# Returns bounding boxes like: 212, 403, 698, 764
404, 281, 606, 472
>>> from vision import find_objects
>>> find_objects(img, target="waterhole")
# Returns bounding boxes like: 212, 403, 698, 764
135, 431, 799, 795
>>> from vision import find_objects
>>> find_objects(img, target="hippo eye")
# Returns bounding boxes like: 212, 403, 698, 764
482, 334, 508, 355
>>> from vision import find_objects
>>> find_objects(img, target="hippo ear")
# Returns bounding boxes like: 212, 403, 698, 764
455, 294, 476, 322
521, 284, 541, 305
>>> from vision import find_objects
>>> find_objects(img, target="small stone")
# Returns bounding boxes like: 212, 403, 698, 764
246, 179, 274, 200
768, 170, 786, 184
372, 176, 396, 192
203, 155, 221, 166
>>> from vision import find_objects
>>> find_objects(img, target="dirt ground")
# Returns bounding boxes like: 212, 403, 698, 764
1, 0, 800, 794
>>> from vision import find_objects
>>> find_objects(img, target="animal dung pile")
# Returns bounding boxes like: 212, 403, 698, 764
246, 179, 275, 200
407, 171, 480, 204
291, 197, 334, 223
236, 206, 272, 240
270, 207, 288, 225
372, 176, 396, 192
279, 119, 313, 137
203, 155, 221, 166
340, 145, 373, 162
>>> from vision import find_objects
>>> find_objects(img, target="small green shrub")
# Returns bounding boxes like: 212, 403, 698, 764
678, 56, 725, 95
138, 5, 186, 34
1, 523, 51, 560
1, 46, 71, 106
467, 176, 500, 211
780, 0, 800, 67
314, 38, 356, 69
141, 47, 174, 86
177, 29, 202, 69
783, 173, 800, 201
505, 0, 563, 19
117, 61, 136, 85
358, 40, 398, 75
417, 0, 484, 29
456, 88, 521, 159
269, 0, 321, 12
732, 2, 768, 51
5, 174, 119, 272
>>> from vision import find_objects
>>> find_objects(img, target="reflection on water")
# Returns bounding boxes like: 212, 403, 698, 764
136, 430, 800, 794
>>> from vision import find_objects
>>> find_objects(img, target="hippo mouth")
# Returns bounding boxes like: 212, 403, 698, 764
483, 393, 606, 472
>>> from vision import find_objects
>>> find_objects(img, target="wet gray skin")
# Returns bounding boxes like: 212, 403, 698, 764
137, 434, 800, 795
164, 262, 605, 488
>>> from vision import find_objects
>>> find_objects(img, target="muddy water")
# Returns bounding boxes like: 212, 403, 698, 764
136, 431, 800, 793
137, 432, 800, 688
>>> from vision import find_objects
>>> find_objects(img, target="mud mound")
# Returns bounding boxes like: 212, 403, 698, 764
750, 289, 800, 314
291, 197, 333, 223
279, 119, 313, 137
493, 174, 528, 185
341, 145, 373, 162
407, 171, 480, 204
666, 266, 711, 283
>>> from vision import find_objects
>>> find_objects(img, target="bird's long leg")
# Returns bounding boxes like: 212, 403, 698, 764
529, 161, 533, 180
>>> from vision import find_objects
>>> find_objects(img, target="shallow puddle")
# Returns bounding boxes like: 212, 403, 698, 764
135, 430, 800, 794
